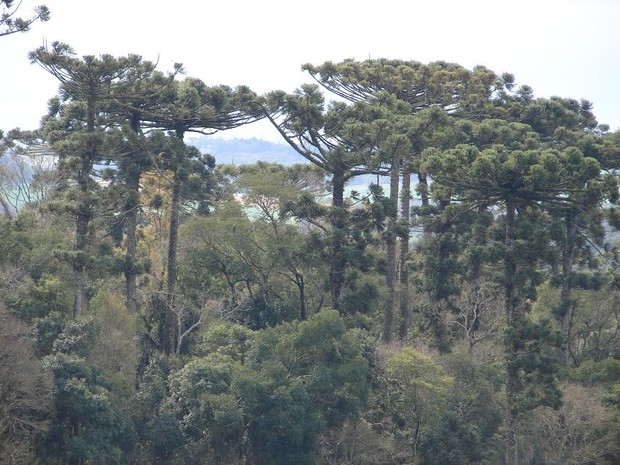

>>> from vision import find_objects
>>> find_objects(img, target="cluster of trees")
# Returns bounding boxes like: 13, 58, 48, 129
1, 16, 620, 464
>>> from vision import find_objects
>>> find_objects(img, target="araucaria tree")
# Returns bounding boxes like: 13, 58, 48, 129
422, 136, 604, 465
106, 59, 178, 314
30, 42, 143, 317
259, 84, 399, 312
302, 59, 517, 340
0, 0, 49, 37
137, 77, 261, 354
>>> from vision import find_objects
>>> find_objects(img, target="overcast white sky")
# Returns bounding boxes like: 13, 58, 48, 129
2, 0, 619, 142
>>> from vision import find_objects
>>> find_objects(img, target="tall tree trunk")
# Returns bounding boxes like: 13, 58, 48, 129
383, 155, 400, 342
467, 258, 483, 354
124, 113, 142, 314
124, 181, 139, 314
73, 170, 91, 317
73, 95, 96, 317
560, 210, 576, 363
73, 210, 88, 318
504, 198, 520, 465
431, 204, 451, 349
330, 173, 347, 312
295, 272, 306, 321
398, 166, 411, 341
164, 173, 181, 355
466, 205, 487, 353
163, 129, 189, 354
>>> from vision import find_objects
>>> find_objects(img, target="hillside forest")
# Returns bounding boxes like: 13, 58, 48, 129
2, 9, 620, 465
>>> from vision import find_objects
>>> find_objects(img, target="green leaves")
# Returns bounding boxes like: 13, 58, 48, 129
379, 347, 454, 458
250, 310, 370, 425
0, 0, 49, 38
42, 352, 131, 465
424, 138, 602, 212
502, 318, 564, 411
153, 311, 369, 463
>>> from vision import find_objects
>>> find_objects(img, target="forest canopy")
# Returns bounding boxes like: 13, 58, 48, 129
1, 34, 620, 465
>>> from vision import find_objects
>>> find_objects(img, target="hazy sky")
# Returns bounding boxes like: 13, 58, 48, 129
2, 0, 619, 141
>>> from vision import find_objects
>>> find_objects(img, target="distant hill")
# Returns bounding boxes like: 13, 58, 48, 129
187, 136, 384, 188
188, 137, 304, 166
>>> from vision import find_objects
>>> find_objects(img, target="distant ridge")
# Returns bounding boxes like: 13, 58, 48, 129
187, 136, 387, 188
188, 137, 304, 166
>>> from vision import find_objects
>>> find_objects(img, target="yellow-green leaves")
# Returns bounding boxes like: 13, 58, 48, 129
386, 347, 453, 397
382, 347, 453, 458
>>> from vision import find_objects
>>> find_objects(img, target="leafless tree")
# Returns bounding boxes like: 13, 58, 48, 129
0, 305, 53, 464
0, 144, 60, 215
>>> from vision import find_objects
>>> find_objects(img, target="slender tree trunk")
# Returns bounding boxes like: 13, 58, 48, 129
73, 213, 88, 318
164, 173, 181, 355
467, 258, 482, 354
163, 129, 189, 354
398, 167, 411, 340
124, 180, 139, 314
295, 272, 306, 321
504, 198, 520, 465
0, 196, 12, 217
124, 113, 142, 314
73, 95, 96, 317
330, 173, 347, 312
383, 155, 400, 342
560, 210, 575, 362
430, 205, 452, 350
466, 205, 486, 353
73, 181, 91, 317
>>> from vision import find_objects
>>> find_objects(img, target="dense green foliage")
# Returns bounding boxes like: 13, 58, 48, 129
1, 50, 620, 465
